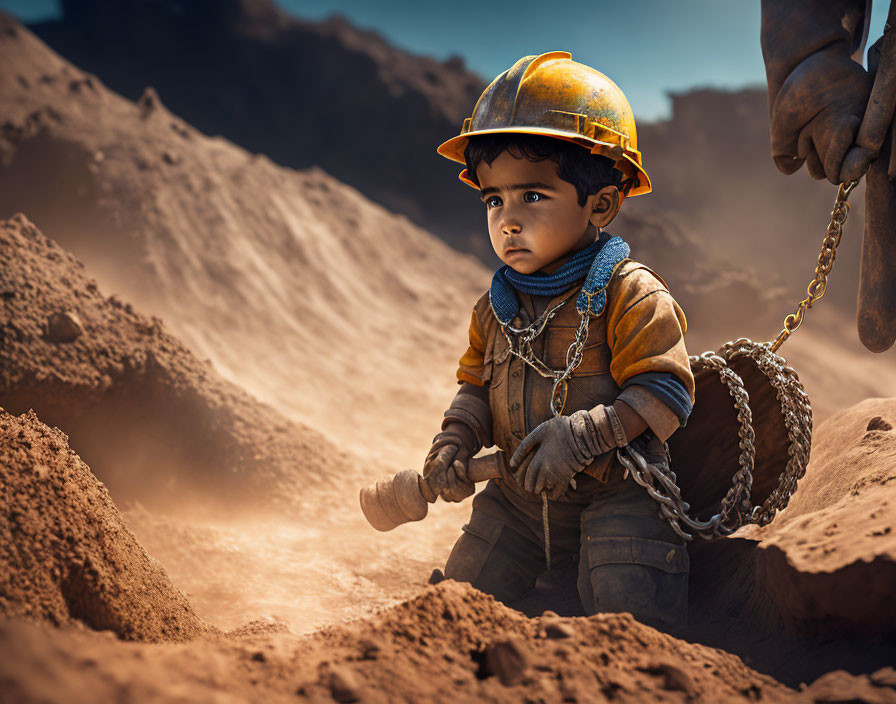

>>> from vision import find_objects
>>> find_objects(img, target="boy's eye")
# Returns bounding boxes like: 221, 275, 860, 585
484, 195, 502, 209
523, 191, 544, 203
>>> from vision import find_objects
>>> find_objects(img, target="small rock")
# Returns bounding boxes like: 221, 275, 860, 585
328, 665, 361, 703
138, 86, 159, 117
358, 638, 379, 660
46, 311, 83, 343
428, 568, 446, 585
866, 416, 892, 432
639, 663, 696, 698
542, 619, 574, 639
871, 667, 896, 687
483, 638, 530, 686
250, 650, 266, 662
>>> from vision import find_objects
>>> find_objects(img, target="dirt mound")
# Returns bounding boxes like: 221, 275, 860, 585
0, 406, 209, 641
4, 581, 895, 702
753, 398, 896, 636
0, 213, 353, 512
300, 580, 791, 703
685, 398, 896, 684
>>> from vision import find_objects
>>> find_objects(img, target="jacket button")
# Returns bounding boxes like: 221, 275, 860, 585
510, 403, 520, 411
511, 371, 520, 379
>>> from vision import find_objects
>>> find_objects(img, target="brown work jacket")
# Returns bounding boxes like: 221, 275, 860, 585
457, 259, 695, 521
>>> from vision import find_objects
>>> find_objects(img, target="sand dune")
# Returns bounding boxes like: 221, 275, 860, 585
0, 213, 353, 514
0, 212, 473, 633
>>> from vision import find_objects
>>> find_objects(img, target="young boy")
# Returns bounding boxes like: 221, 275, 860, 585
427, 52, 695, 627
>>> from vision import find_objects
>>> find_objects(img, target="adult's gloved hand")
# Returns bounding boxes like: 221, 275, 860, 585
761, 0, 874, 184
423, 425, 475, 502
771, 54, 873, 183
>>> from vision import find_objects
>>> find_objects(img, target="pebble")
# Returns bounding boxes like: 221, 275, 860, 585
328, 665, 361, 703
542, 619, 575, 639
46, 311, 83, 342
483, 637, 530, 686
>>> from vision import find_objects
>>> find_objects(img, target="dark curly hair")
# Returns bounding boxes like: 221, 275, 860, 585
463, 133, 629, 205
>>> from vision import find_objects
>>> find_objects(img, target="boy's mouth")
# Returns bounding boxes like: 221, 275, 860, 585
504, 246, 530, 256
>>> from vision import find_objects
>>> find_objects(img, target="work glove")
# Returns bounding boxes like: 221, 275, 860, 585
761, 0, 874, 183
423, 424, 475, 502
772, 54, 873, 183
509, 406, 628, 500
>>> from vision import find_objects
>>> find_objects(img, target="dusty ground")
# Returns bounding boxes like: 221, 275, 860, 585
2, 403, 895, 702
3, 396, 895, 703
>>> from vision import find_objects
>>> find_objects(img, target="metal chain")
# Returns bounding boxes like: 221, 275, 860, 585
770, 180, 859, 352
617, 339, 812, 541
500, 299, 592, 417
617, 179, 856, 538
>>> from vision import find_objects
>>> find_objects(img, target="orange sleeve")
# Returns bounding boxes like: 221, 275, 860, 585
606, 265, 695, 403
456, 307, 488, 386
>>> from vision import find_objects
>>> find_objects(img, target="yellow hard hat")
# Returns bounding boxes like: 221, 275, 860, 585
437, 51, 651, 197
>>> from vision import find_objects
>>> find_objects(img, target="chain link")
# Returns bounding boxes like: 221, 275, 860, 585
499, 295, 596, 569
770, 180, 859, 353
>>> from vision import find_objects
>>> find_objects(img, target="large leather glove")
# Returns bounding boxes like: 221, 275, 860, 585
772, 55, 873, 182
423, 424, 475, 502
509, 407, 628, 500
761, 0, 874, 183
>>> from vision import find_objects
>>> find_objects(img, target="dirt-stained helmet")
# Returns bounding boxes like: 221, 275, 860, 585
437, 51, 651, 197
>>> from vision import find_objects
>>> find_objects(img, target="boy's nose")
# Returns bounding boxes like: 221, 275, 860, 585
501, 219, 522, 235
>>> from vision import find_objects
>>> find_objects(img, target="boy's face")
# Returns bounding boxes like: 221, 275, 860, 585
477, 150, 608, 275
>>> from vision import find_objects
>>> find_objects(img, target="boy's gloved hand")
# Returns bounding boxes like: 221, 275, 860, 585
509, 407, 627, 500
423, 424, 475, 502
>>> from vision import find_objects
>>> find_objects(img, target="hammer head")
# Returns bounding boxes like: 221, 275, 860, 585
360, 469, 430, 531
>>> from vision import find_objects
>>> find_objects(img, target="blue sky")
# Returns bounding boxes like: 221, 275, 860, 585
3, 0, 890, 120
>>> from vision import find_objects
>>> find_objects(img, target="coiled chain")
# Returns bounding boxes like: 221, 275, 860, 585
618, 339, 812, 541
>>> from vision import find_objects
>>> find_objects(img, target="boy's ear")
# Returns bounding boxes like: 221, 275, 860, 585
588, 186, 622, 228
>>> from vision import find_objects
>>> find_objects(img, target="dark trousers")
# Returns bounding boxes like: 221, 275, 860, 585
444, 467, 689, 627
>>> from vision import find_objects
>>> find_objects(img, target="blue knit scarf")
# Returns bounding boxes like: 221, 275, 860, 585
490, 235, 631, 325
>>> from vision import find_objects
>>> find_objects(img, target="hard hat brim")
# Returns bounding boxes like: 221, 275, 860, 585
437, 127, 652, 197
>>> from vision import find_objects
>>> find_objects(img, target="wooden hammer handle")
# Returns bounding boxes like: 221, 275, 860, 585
467, 451, 504, 483
420, 450, 504, 503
